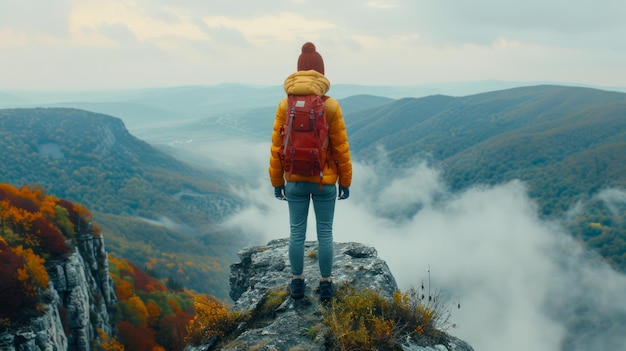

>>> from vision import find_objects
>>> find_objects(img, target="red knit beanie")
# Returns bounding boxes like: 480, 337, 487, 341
297, 42, 325, 75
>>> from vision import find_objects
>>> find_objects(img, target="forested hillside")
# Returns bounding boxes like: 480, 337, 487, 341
0, 183, 240, 351
0, 108, 246, 298
347, 85, 626, 271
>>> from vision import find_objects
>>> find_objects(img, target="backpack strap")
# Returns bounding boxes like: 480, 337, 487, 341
284, 102, 296, 179
318, 95, 331, 188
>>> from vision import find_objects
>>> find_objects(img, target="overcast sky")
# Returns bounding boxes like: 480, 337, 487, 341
2, 0, 625, 91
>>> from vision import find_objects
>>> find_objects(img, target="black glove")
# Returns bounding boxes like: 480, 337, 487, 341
274, 185, 287, 201
338, 186, 350, 200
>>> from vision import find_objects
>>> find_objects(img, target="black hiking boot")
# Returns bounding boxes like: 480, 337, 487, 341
289, 278, 305, 299
319, 280, 335, 303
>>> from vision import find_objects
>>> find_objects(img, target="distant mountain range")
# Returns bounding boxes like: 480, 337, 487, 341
1, 83, 625, 296
4, 81, 623, 130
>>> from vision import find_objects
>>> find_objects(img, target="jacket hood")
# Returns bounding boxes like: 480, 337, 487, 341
284, 70, 330, 96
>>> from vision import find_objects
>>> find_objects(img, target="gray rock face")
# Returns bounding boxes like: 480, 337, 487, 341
0, 291, 67, 351
190, 239, 474, 351
0, 231, 117, 351
229, 239, 399, 312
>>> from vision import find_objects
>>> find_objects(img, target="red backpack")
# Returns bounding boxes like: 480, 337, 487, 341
280, 94, 329, 181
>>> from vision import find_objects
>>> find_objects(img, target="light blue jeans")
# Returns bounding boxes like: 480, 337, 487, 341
285, 182, 336, 278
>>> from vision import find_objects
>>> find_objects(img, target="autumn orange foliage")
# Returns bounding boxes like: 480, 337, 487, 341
97, 328, 125, 351
0, 184, 98, 324
0, 238, 32, 321
108, 253, 196, 351
13, 245, 49, 297
0, 184, 215, 351
116, 321, 161, 351
185, 294, 248, 346
125, 261, 166, 293
0, 184, 76, 258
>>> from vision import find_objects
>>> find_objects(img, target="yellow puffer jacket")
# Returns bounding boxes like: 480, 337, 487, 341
269, 70, 352, 188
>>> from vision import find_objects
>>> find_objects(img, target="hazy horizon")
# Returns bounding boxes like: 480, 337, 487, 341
2, 1, 625, 91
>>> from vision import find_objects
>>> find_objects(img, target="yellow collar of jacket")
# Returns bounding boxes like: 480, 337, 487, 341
283, 70, 330, 96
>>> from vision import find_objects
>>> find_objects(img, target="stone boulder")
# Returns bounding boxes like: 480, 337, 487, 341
188, 239, 474, 351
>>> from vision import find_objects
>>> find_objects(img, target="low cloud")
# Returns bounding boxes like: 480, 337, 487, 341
220, 148, 626, 351
595, 187, 626, 215
136, 215, 193, 234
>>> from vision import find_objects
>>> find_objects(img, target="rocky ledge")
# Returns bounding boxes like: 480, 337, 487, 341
187, 238, 474, 351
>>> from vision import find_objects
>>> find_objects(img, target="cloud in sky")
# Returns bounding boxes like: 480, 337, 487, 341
217, 141, 626, 351
1, 0, 625, 90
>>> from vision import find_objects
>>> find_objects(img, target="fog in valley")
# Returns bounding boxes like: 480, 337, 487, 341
142, 124, 626, 351
3, 0, 626, 347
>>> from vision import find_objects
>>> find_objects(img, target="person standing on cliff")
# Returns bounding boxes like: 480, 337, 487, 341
269, 42, 352, 302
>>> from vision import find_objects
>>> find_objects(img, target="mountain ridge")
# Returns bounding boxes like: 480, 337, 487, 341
4, 81, 624, 130
0, 107, 246, 298
346, 84, 626, 271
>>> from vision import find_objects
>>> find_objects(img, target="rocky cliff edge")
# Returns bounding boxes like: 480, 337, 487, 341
0, 230, 117, 351
187, 238, 474, 351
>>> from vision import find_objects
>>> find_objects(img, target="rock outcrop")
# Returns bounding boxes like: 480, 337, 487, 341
188, 238, 474, 351
0, 229, 117, 351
